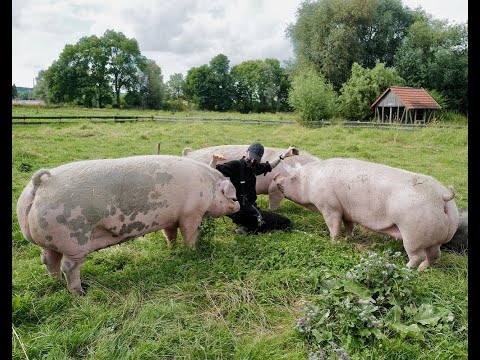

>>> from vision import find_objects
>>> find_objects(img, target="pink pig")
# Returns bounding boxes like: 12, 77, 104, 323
16, 155, 240, 294
273, 158, 460, 271
183, 145, 320, 210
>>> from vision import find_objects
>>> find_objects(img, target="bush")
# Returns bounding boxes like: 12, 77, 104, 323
163, 99, 188, 112
434, 110, 468, 125
288, 67, 337, 125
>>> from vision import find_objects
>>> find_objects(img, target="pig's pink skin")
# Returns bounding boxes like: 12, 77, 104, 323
16, 155, 240, 295
183, 145, 320, 210
273, 158, 460, 271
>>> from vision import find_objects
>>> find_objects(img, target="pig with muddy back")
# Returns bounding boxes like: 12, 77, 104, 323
273, 158, 459, 270
16, 155, 240, 295
183, 145, 320, 210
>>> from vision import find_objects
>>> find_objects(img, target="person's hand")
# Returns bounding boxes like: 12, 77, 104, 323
283, 146, 299, 158
212, 154, 226, 161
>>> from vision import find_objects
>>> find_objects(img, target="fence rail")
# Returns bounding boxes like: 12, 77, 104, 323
11, 115, 466, 129
12, 115, 154, 124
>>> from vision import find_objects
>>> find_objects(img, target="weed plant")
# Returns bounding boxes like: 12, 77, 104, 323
296, 251, 461, 358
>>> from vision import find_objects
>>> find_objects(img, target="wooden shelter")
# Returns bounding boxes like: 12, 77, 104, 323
370, 87, 441, 124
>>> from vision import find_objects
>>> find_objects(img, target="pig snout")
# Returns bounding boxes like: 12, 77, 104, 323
231, 200, 240, 212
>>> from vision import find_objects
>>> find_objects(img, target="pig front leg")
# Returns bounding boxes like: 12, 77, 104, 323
179, 214, 203, 249
61, 255, 86, 295
40, 247, 63, 281
267, 183, 285, 210
162, 227, 178, 247
321, 209, 343, 241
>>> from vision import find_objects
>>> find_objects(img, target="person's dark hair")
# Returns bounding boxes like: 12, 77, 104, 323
247, 143, 264, 161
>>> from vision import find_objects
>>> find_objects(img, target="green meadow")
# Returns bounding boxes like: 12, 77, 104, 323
12, 108, 467, 359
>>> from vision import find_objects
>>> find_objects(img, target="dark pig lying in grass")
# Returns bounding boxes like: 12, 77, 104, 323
441, 207, 467, 253
273, 158, 460, 271
183, 144, 320, 210
16, 155, 240, 295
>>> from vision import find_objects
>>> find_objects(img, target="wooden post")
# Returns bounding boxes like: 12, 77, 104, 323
156, 143, 160, 155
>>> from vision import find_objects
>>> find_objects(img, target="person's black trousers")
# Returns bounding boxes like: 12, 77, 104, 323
227, 205, 291, 233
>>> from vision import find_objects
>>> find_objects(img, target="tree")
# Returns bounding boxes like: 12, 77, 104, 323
288, 66, 338, 124
101, 29, 147, 109
139, 59, 165, 109
394, 15, 468, 113
338, 62, 405, 120
231, 60, 263, 113
77, 35, 113, 108
208, 54, 233, 111
42, 36, 114, 107
184, 65, 214, 110
230, 59, 291, 113
32, 70, 48, 102
44, 44, 85, 104
261, 59, 291, 112
286, 0, 414, 91
166, 73, 186, 100
38, 30, 148, 108
12, 84, 17, 99
184, 54, 233, 111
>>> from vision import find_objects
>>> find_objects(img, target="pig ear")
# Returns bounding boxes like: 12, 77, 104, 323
218, 179, 230, 194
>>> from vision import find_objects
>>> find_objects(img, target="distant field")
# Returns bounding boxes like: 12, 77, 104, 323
12, 113, 468, 359
11, 104, 299, 121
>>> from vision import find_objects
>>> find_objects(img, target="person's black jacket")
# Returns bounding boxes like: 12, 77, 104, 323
215, 157, 271, 209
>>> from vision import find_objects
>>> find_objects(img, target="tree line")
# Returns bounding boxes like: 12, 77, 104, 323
13, 0, 467, 121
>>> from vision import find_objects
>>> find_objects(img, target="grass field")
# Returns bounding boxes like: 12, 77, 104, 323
12, 108, 468, 359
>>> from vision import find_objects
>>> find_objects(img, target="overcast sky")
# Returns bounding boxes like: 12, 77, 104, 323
12, 0, 468, 88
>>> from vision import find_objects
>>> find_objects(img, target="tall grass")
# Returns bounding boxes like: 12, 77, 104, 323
12, 110, 467, 359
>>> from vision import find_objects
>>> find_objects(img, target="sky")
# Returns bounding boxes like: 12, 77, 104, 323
12, 0, 468, 88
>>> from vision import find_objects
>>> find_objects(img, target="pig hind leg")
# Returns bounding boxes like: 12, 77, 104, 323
162, 227, 178, 247
61, 255, 86, 295
343, 220, 355, 238
403, 240, 426, 269
418, 244, 441, 271
40, 247, 63, 280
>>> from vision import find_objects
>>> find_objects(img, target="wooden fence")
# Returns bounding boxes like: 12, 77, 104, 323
11, 115, 155, 124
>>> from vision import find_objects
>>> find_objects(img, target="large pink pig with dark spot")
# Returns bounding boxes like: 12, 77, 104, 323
273, 158, 460, 271
183, 145, 320, 210
16, 155, 240, 295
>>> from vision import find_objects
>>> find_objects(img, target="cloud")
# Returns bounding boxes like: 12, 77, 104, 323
11, 0, 467, 87
130, 0, 300, 78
